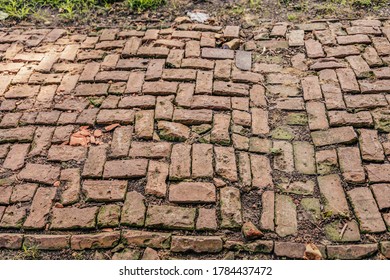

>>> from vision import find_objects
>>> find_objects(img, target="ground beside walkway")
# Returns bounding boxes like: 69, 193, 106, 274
0, 18, 390, 259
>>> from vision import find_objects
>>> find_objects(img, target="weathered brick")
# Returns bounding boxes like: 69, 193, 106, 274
122, 230, 171, 249
103, 159, 148, 179
289, 30, 304, 46
51, 207, 98, 229
305, 39, 325, 58
348, 187, 386, 233
171, 236, 223, 253
60, 168, 80, 205
275, 194, 297, 237
18, 163, 60, 185
328, 111, 373, 127
134, 110, 154, 139
273, 141, 294, 173
196, 208, 217, 230
293, 141, 316, 175
3, 144, 29, 171
82, 145, 107, 177
71, 232, 120, 250
0, 233, 23, 249
250, 108, 269, 135
366, 164, 390, 183
211, 113, 231, 145
23, 187, 56, 229
371, 184, 390, 210
317, 174, 349, 217
315, 149, 338, 175
121, 191, 146, 227
327, 244, 378, 260
145, 205, 196, 230
173, 108, 212, 125
192, 143, 213, 178
191, 95, 231, 110
358, 129, 384, 162
155, 95, 174, 120
195, 71, 213, 94
220, 187, 243, 229
202, 48, 234, 59
47, 145, 87, 162
83, 180, 126, 202
145, 161, 168, 197
129, 141, 171, 159
169, 182, 216, 203
311, 126, 357, 147
260, 191, 274, 231
346, 55, 371, 78
169, 144, 191, 180
301, 76, 323, 101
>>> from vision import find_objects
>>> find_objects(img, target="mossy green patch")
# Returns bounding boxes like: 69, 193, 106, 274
271, 126, 295, 140
301, 198, 321, 223
286, 113, 308, 126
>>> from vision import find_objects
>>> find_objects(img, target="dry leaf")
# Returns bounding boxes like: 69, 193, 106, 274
303, 243, 322, 260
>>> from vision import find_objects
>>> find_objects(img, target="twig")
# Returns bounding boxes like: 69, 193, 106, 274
340, 223, 348, 239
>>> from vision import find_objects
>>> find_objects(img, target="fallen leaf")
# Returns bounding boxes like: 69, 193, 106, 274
303, 243, 322, 260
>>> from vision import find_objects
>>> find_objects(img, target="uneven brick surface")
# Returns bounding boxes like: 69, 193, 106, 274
1, 19, 390, 260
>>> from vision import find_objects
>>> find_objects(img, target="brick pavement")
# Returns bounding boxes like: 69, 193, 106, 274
0, 19, 390, 259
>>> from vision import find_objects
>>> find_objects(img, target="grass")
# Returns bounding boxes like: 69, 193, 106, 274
0, 0, 98, 19
127, 0, 166, 11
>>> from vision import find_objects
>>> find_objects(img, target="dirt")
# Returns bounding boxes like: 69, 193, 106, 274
1, 0, 389, 30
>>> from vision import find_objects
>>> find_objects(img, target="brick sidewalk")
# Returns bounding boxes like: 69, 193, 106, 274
0, 19, 390, 260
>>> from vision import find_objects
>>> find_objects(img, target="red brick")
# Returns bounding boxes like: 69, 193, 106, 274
211, 113, 231, 145
60, 168, 81, 205
302, 76, 322, 101
338, 146, 365, 184
121, 191, 146, 227
83, 180, 126, 202
103, 159, 148, 179
23, 187, 56, 229
129, 141, 171, 159
348, 187, 386, 233
169, 144, 191, 180
358, 129, 385, 162
71, 232, 120, 250
145, 205, 196, 230
220, 187, 242, 228
142, 81, 178, 95
0, 234, 23, 249
214, 146, 238, 182
122, 37, 142, 57
305, 39, 325, 58
171, 236, 222, 253
366, 164, 390, 183
169, 182, 216, 203
311, 126, 357, 147
145, 161, 168, 197
195, 71, 213, 94
192, 144, 213, 179
317, 174, 349, 217
18, 163, 60, 185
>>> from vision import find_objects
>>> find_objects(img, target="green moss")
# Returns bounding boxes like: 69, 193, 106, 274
301, 198, 321, 223
271, 126, 295, 140
286, 113, 308, 126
